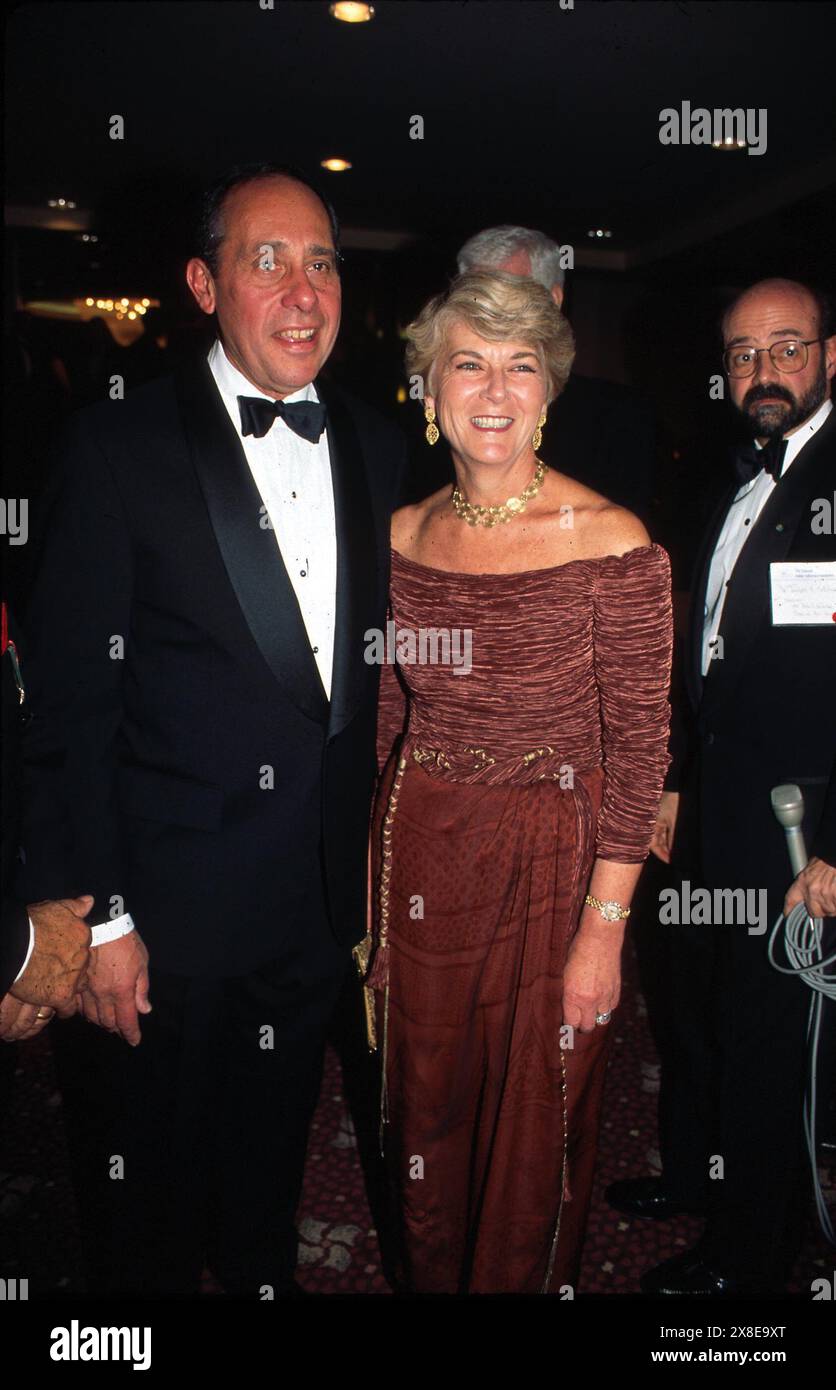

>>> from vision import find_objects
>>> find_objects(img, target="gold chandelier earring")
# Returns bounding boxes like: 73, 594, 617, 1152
424, 404, 439, 446
532, 412, 547, 453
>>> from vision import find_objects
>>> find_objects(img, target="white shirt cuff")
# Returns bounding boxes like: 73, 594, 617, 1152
90, 913, 135, 946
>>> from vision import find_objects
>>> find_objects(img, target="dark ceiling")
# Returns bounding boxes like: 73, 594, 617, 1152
6, 0, 836, 264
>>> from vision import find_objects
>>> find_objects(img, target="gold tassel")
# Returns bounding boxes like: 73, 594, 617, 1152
351, 933, 377, 1052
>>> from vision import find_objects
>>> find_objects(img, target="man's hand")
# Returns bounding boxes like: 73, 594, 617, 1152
649, 791, 680, 864
77, 930, 151, 1046
0, 992, 53, 1043
14, 896, 94, 1017
784, 856, 836, 920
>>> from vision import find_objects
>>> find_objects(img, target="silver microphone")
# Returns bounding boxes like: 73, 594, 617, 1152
770, 784, 809, 878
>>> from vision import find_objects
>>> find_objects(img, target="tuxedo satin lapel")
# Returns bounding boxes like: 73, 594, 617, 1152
700, 424, 833, 718
174, 357, 328, 724
316, 376, 378, 741
688, 482, 737, 711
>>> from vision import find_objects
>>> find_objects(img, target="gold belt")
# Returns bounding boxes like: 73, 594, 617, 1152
410, 739, 581, 783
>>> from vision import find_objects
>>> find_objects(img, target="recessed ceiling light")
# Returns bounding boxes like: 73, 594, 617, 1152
321, 157, 352, 172
329, 2, 375, 21
587, 228, 613, 238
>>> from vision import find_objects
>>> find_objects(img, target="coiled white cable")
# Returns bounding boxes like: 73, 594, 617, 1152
768, 903, 836, 1244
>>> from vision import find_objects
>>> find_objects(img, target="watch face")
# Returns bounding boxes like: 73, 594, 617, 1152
602, 901, 619, 920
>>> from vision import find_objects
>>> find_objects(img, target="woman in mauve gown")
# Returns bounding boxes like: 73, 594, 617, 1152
356, 270, 672, 1295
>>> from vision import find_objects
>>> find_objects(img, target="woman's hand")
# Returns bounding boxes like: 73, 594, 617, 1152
561, 926, 622, 1034
649, 791, 680, 864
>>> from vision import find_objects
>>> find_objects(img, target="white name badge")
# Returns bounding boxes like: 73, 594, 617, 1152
770, 561, 836, 626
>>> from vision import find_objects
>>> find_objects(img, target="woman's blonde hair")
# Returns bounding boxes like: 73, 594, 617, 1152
404, 269, 575, 403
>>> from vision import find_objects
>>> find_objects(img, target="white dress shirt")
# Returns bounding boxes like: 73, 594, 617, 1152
207, 339, 337, 698
12, 341, 338, 984
701, 398, 832, 676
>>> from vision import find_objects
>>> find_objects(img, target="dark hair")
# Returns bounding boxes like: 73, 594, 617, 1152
196, 162, 341, 276
719, 279, 834, 343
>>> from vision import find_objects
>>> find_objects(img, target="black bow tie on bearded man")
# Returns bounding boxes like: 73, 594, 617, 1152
238, 395, 328, 443
733, 435, 788, 488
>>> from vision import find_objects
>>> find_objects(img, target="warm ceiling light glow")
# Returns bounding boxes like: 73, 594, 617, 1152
321, 157, 352, 172
713, 138, 746, 150
85, 297, 95, 306
329, 2, 374, 22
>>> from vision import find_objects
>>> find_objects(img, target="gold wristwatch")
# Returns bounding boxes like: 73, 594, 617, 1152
584, 893, 631, 922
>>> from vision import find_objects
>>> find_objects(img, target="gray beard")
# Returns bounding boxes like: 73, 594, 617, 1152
738, 358, 828, 440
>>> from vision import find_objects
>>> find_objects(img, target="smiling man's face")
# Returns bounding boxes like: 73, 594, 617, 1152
187, 175, 341, 398
724, 282, 834, 440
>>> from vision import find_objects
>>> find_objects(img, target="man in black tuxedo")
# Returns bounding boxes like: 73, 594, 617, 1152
455, 225, 655, 518
608, 278, 836, 1295
17, 164, 407, 1297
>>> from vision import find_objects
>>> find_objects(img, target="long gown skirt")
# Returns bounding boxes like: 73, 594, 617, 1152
370, 752, 613, 1295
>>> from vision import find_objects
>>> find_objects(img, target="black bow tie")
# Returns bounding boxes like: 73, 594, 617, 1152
238, 395, 327, 443
733, 436, 788, 487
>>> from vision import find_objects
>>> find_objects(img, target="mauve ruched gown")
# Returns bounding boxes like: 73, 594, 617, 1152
365, 543, 672, 1294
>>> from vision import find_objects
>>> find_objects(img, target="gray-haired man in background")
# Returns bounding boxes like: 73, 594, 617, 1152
455, 225, 655, 518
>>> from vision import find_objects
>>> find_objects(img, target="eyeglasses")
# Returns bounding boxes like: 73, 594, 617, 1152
723, 338, 823, 378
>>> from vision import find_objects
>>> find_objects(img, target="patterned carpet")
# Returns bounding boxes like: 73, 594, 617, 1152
1, 933, 832, 1297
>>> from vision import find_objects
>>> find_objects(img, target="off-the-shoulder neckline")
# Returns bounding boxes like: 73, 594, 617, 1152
390, 542, 664, 581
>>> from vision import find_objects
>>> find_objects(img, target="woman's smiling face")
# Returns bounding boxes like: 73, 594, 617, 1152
426, 319, 548, 471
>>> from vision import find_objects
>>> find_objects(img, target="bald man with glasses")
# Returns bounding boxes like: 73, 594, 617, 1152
609, 278, 836, 1297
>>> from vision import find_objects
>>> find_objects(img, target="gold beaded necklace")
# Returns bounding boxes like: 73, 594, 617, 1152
451, 459, 547, 528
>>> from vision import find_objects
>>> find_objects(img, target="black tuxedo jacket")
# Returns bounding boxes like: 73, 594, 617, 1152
16, 356, 407, 976
670, 408, 836, 900
539, 373, 655, 518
